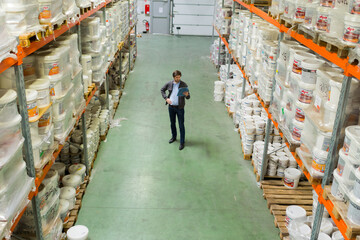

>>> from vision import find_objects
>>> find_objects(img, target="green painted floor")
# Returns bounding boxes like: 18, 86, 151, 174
77, 35, 279, 239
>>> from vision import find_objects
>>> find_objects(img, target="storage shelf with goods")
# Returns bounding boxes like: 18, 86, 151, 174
0, 0, 137, 239
212, 0, 360, 239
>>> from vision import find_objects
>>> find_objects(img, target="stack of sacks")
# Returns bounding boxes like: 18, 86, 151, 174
0, 10, 17, 62
14, 169, 62, 239
1, 0, 42, 37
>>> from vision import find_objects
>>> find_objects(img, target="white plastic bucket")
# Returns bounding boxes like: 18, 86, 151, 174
67, 225, 89, 240
53, 112, 66, 136
284, 168, 302, 189
0, 89, 18, 123
294, 100, 309, 122
60, 186, 76, 210
329, 79, 342, 106
331, 169, 347, 201
343, 13, 360, 44
316, 6, 331, 32
285, 205, 306, 226
298, 80, 315, 104
62, 174, 82, 195
38, 107, 52, 135
32, 136, 42, 167
348, 191, 360, 225
292, 119, 304, 142
29, 79, 50, 108
81, 55, 92, 73
312, 147, 328, 175
51, 162, 66, 179
319, 233, 332, 240
59, 199, 70, 223
26, 89, 38, 121
315, 130, 332, 152
337, 149, 358, 182
353, 167, 360, 199
323, 101, 337, 128
36, 50, 63, 76
301, 59, 325, 84
292, 51, 314, 75
343, 126, 360, 158
69, 164, 86, 182
332, 231, 344, 240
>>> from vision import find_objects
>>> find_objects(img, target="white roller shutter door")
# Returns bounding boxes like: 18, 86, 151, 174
172, 0, 215, 36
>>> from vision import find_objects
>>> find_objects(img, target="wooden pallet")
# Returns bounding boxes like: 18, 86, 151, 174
323, 186, 360, 239
84, 83, 96, 100
295, 148, 322, 185
297, 24, 320, 43
262, 180, 313, 239
244, 0, 272, 6
239, 133, 252, 161
63, 177, 89, 232
19, 27, 47, 48
317, 33, 355, 59
80, 6, 91, 15
118, 41, 125, 50
268, 10, 283, 22
252, 159, 284, 182
279, 16, 300, 30
100, 126, 110, 141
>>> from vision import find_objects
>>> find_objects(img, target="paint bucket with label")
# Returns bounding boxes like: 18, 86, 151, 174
284, 168, 302, 189
285, 205, 307, 226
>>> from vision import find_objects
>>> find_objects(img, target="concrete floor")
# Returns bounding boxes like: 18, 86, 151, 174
77, 35, 279, 240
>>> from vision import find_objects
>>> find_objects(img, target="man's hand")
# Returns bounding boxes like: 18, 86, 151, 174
166, 98, 172, 104
183, 92, 189, 97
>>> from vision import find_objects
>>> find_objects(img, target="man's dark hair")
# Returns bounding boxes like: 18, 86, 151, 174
173, 70, 182, 77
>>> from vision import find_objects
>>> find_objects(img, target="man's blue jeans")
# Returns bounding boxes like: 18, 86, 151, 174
168, 106, 185, 144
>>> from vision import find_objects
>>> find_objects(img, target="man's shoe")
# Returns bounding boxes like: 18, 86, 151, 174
169, 138, 176, 144
179, 143, 185, 150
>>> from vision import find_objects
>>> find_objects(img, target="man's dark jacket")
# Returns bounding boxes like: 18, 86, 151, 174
161, 80, 190, 109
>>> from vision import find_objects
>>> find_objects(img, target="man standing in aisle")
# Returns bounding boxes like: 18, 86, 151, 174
161, 70, 190, 150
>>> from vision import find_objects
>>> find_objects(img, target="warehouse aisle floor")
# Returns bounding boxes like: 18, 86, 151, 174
77, 35, 279, 239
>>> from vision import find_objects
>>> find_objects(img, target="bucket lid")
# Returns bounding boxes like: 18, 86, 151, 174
285, 167, 302, 178
292, 118, 304, 128
60, 186, 76, 199
59, 199, 70, 213
26, 89, 38, 102
345, 126, 360, 145
62, 174, 81, 186
345, 12, 360, 22
302, 59, 325, 69
0, 114, 21, 128
331, 231, 344, 240
67, 225, 89, 239
286, 205, 306, 219
37, 50, 62, 61
294, 51, 314, 61
318, 232, 331, 240
339, 148, 359, 167
313, 147, 328, 159
51, 162, 66, 172
29, 79, 50, 90
0, 89, 17, 104
69, 164, 86, 175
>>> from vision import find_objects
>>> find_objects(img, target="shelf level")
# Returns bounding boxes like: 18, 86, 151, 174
233, 0, 360, 79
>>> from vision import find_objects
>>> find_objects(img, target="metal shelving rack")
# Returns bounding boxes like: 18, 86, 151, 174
1, 0, 137, 239
213, 0, 359, 239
